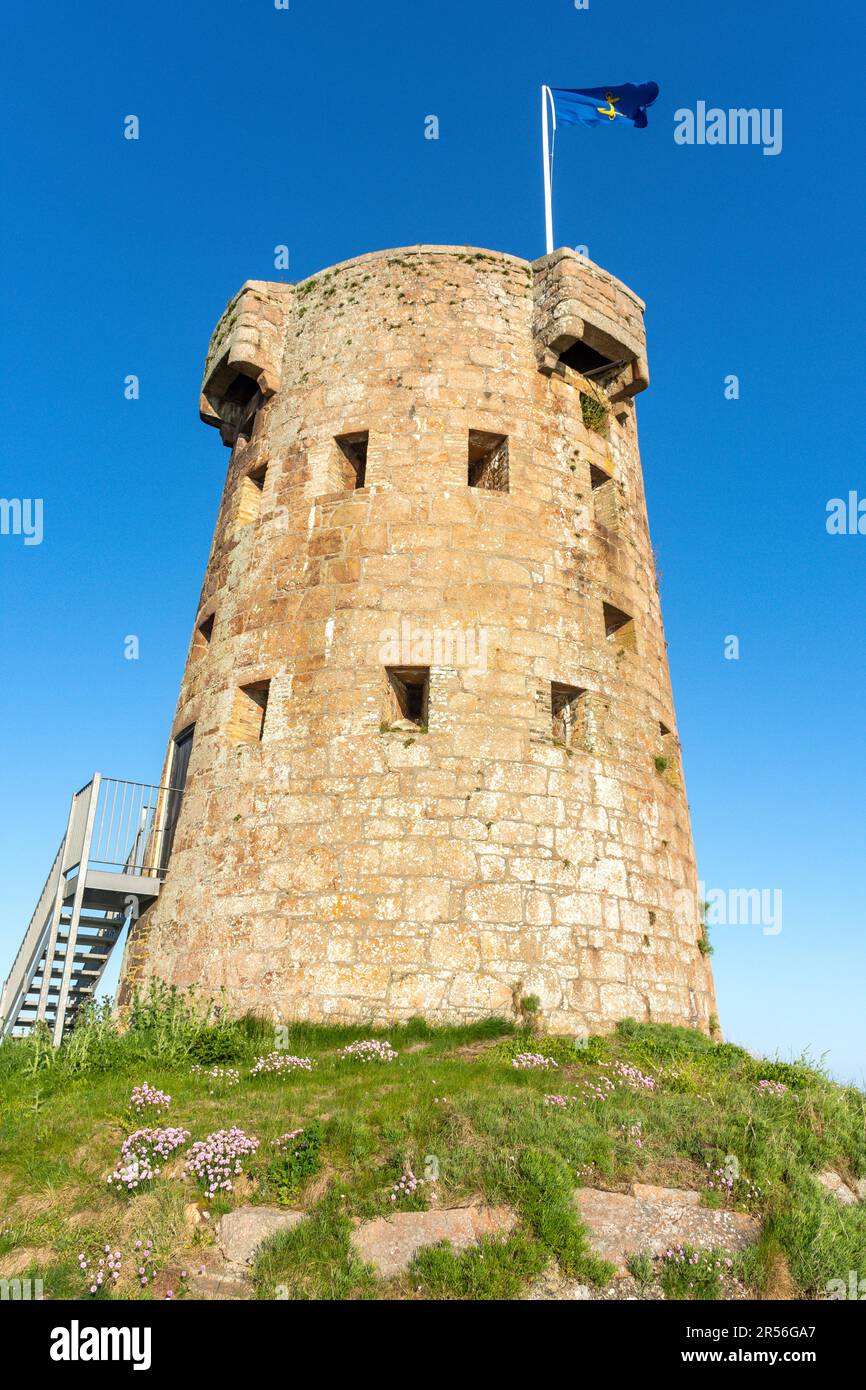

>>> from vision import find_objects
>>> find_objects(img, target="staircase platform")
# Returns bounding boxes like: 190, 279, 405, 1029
0, 773, 184, 1043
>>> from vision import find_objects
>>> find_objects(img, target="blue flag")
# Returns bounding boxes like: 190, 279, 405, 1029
550, 82, 659, 129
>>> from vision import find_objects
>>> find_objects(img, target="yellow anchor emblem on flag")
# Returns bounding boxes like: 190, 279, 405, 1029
596, 92, 621, 120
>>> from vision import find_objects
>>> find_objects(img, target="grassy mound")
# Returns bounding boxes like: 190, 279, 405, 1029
0, 986, 863, 1301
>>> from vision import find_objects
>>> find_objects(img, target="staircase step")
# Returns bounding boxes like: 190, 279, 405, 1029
33, 960, 106, 978
33, 975, 103, 992
56, 927, 121, 943
60, 913, 124, 925
35, 986, 93, 999
42, 950, 113, 969
67, 915, 124, 927
1, 778, 173, 1044
41, 946, 112, 963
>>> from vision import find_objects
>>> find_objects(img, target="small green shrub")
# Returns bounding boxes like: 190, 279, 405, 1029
614, 1019, 718, 1062
234, 1013, 277, 1049
580, 392, 608, 433
0, 1021, 58, 1081
626, 1250, 654, 1287
188, 1024, 246, 1065
698, 900, 714, 956
263, 1122, 322, 1205
743, 1058, 818, 1091
126, 979, 214, 1060
60, 999, 122, 1074
495, 1032, 604, 1066
712, 1041, 753, 1066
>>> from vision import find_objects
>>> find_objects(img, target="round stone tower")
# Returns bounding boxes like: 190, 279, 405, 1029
120, 245, 718, 1035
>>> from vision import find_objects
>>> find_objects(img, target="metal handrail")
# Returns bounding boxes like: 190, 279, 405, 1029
1, 772, 189, 1040
87, 776, 185, 879
0, 840, 63, 1021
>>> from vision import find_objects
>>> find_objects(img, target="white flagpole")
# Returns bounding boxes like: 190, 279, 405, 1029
541, 85, 556, 255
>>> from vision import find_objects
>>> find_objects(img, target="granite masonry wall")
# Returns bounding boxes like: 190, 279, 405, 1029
119, 245, 719, 1036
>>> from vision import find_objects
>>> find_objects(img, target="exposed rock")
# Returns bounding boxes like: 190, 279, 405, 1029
631, 1182, 701, 1207
526, 1257, 752, 1302
350, 1204, 517, 1279
188, 1206, 308, 1300
814, 1171, 859, 1206
575, 1183, 760, 1274
525, 1264, 593, 1300
217, 1204, 306, 1265
186, 1267, 255, 1301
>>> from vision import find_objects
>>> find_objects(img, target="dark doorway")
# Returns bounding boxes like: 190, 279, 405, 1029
160, 724, 194, 873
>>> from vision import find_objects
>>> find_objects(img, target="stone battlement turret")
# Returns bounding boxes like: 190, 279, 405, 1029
119, 244, 718, 1035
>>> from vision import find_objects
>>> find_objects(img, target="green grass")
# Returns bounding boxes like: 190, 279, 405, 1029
660, 1246, 726, 1300
409, 1232, 547, 1300
261, 1121, 322, 1206
0, 993, 863, 1301
626, 1250, 654, 1287
253, 1198, 378, 1301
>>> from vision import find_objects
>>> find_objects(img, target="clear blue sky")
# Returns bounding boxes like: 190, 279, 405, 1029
1, 1, 863, 1080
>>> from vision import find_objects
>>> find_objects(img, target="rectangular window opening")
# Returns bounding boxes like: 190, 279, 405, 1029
235, 463, 267, 528
590, 464, 619, 530
468, 430, 509, 492
230, 679, 270, 745
551, 682, 587, 750
193, 613, 215, 657
603, 601, 636, 652
657, 721, 680, 785
224, 372, 263, 445
386, 667, 429, 728
558, 340, 614, 375
238, 397, 263, 444
224, 373, 260, 409
335, 431, 368, 490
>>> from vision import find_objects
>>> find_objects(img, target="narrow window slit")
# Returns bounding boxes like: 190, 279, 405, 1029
603, 601, 636, 651
656, 721, 681, 785
590, 464, 619, 530
236, 463, 267, 528
386, 667, 429, 728
193, 613, 214, 656
230, 680, 270, 744
224, 372, 263, 444
468, 430, 509, 492
335, 431, 368, 490
551, 682, 587, 750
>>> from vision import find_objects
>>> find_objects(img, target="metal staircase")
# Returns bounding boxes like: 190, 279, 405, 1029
0, 774, 184, 1044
